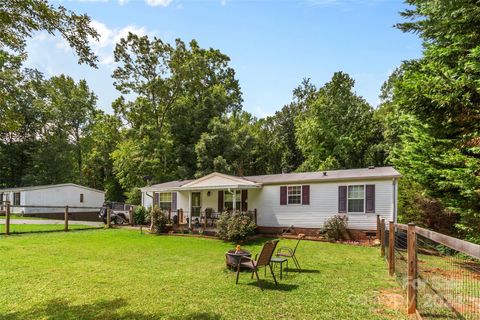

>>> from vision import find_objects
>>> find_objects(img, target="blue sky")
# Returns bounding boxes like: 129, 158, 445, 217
25, 0, 422, 118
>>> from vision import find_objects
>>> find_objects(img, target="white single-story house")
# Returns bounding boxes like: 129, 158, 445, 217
0, 183, 105, 214
140, 166, 401, 238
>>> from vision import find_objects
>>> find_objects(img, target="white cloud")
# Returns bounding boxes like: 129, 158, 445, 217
87, 20, 149, 65
145, 0, 172, 7
254, 106, 273, 119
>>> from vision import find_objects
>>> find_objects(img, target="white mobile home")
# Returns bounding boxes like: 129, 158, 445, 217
0, 183, 105, 214
140, 167, 401, 239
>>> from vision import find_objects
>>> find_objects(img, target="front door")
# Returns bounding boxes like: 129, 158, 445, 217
191, 192, 201, 217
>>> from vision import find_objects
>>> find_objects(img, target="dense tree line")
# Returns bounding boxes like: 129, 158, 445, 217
0, 0, 478, 241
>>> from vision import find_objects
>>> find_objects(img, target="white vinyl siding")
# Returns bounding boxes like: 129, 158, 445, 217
249, 179, 394, 230
0, 185, 104, 214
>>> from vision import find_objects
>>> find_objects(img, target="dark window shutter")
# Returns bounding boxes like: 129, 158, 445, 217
172, 192, 177, 211
153, 192, 159, 208
280, 186, 287, 205
241, 190, 248, 211
366, 184, 375, 213
218, 191, 224, 212
338, 186, 347, 213
302, 185, 310, 205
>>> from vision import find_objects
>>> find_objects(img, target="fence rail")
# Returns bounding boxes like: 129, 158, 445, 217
378, 216, 480, 319
0, 202, 133, 235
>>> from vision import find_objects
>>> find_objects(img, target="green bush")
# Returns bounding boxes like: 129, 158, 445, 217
323, 215, 349, 241
149, 206, 170, 233
134, 206, 148, 225
217, 211, 256, 242
125, 188, 142, 205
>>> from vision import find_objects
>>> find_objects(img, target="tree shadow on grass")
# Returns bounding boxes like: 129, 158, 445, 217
285, 268, 320, 274
242, 236, 278, 246
0, 298, 221, 320
245, 281, 299, 291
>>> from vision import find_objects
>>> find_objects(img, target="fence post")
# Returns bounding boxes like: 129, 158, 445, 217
129, 206, 134, 226
380, 219, 386, 257
376, 214, 381, 239
64, 206, 69, 232
106, 207, 111, 229
180, 209, 184, 224
176, 209, 180, 227
254, 208, 257, 225
389, 221, 395, 276
5, 201, 10, 235
203, 212, 207, 229
407, 223, 417, 314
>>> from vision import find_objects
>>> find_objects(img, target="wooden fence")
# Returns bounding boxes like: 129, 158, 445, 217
378, 217, 480, 319
0, 202, 116, 235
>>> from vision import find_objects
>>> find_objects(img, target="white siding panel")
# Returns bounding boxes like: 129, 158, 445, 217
250, 179, 394, 231
21, 186, 104, 214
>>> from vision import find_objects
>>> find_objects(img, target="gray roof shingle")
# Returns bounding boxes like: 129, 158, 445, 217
244, 166, 401, 184
141, 167, 400, 190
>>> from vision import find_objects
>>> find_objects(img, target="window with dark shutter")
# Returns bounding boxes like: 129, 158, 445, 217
365, 184, 375, 213
338, 186, 347, 213
280, 186, 287, 205
302, 185, 310, 205
241, 190, 248, 211
218, 190, 224, 212
153, 192, 159, 208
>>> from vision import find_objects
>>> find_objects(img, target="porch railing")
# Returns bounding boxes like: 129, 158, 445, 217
157, 208, 257, 229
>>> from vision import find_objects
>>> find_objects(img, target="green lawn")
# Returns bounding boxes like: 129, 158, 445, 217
0, 229, 405, 319
0, 224, 99, 234
0, 215, 48, 220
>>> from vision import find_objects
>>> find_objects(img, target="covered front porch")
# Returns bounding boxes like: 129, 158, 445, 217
141, 172, 262, 233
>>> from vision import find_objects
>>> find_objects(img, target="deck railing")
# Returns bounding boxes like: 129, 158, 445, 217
378, 217, 480, 319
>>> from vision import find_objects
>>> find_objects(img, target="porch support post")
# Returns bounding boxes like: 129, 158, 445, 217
188, 192, 192, 229
232, 189, 236, 211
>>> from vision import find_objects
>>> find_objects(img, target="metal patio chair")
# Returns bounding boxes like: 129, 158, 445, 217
276, 234, 305, 272
235, 240, 279, 288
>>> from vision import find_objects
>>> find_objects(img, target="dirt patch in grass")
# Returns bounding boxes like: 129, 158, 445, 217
420, 266, 479, 280
377, 289, 405, 314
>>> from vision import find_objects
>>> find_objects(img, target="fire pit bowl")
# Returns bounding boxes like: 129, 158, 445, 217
225, 249, 251, 269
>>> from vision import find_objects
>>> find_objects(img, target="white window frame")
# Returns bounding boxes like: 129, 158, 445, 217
224, 190, 241, 211
287, 185, 302, 205
347, 184, 365, 214
159, 192, 173, 211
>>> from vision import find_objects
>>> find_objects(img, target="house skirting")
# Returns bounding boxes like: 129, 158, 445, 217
256, 226, 377, 241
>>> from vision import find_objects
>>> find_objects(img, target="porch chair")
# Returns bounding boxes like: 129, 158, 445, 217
235, 240, 279, 288
276, 234, 305, 272
205, 208, 213, 227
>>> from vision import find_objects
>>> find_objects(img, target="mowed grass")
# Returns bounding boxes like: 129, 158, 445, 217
0, 229, 405, 319
0, 215, 48, 220
0, 224, 98, 234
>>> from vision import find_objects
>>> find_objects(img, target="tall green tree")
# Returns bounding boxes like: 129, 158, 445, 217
295, 72, 384, 171
1, 0, 98, 67
257, 79, 312, 174
83, 113, 124, 200
44, 75, 97, 183
387, 0, 480, 241
195, 112, 264, 177
112, 34, 241, 188
0, 54, 46, 187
